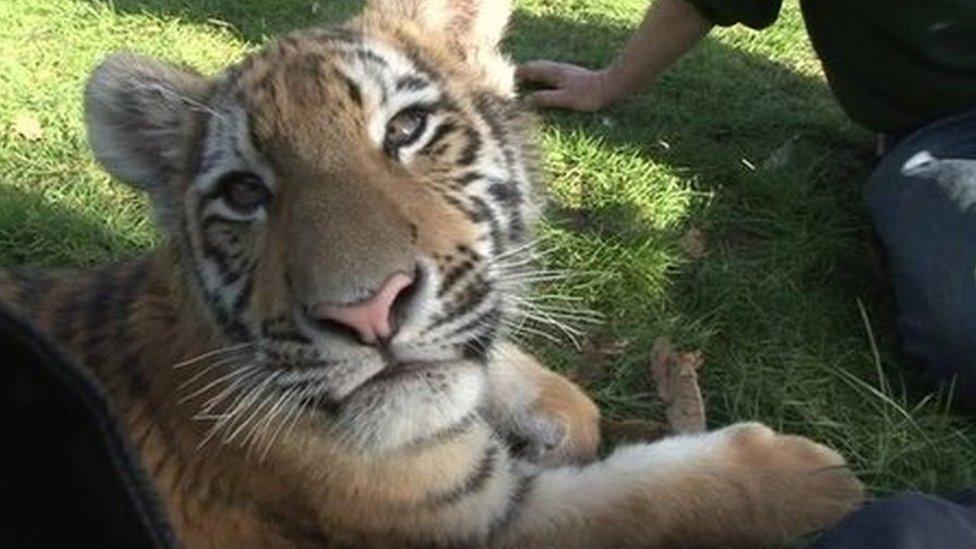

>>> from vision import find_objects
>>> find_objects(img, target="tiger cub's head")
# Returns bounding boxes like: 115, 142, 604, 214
84, 0, 539, 449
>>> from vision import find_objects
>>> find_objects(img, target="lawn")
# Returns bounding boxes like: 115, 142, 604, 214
1, 0, 974, 499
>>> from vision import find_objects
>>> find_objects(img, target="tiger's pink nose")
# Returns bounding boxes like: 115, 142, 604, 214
311, 272, 415, 345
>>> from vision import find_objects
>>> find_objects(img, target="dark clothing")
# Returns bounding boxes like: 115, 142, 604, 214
685, 0, 976, 133
0, 303, 175, 547
865, 106, 976, 408
814, 491, 976, 548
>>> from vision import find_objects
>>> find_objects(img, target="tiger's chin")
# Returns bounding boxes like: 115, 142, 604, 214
329, 358, 487, 454
284, 305, 496, 453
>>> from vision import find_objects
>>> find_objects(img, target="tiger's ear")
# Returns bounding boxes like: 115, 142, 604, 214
364, 0, 513, 51
84, 53, 209, 191
363, 0, 515, 93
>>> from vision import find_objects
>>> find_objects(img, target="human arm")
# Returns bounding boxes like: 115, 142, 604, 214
517, 0, 712, 111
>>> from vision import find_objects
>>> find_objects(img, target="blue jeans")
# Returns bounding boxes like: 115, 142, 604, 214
813, 490, 976, 549
866, 107, 976, 409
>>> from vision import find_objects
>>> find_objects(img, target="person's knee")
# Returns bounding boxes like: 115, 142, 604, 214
865, 148, 947, 232
864, 143, 976, 409
915, 313, 976, 409
813, 492, 976, 549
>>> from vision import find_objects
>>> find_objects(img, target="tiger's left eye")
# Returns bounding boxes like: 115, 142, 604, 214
384, 108, 429, 150
216, 171, 271, 214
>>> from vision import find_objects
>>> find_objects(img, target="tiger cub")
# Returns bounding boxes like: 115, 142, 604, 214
0, 0, 862, 546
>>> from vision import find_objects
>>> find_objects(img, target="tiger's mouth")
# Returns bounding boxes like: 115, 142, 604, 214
370, 360, 445, 383
258, 255, 506, 415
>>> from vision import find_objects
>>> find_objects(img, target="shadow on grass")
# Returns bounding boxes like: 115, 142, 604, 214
89, 0, 359, 41
0, 186, 143, 268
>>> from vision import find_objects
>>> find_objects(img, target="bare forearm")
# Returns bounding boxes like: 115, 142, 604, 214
518, 0, 713, 111
603, 0, 712, 102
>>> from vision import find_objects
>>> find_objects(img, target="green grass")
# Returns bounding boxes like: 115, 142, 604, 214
2, 0, 974, 498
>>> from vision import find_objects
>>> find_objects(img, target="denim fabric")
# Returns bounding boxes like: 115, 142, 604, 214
866, 107, 976, 409
813, 490, 976, 549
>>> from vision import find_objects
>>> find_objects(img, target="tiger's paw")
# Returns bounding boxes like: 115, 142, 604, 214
718, 422, 865, 538
505, 375, 600, 467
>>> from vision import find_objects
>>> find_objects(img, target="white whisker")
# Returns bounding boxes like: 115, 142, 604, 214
180, 363, 260, 404
172, 342, 252, 370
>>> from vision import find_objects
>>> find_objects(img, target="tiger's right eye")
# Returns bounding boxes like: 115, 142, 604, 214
384, 108, 429, 151
216, 171, 271, 214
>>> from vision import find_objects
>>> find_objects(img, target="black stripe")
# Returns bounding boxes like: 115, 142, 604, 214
455, 171, 483, 188
399, 42, 444, 85
200, 214, 252, 230
472, 92, 530, 240
223, 319, 251, 342
307, 26, 361, 45
187, 82, 219, 176
297, 52, 326, 81
356, 48, 389, 68
457, 127, 482, 167
51, 286, 85, 346
418, 122, 458, 157
198, 136, 222, 175
9, 268, 53, 311
302, 389, 342, 416
426, 445, 498, 507
205, 284, 251, 343
429, 143, 450, 159
437, 259, 474, 298
487, 180, 521, 207
201, 236, 231, 280
181, 214, 213, 304
338, 72, 362, 107
426, 278, 491, 333
455, 244, 477, 259
450, 312, 501, 362
396, 75, 429, 92
473, 92, 507, 137
256, 504, 335, 547
373, 73, 390, 107
473, 91, 517, 168
113, 260, 151, 374
439, 192, 478, 223
262, 317, 313, 345
81, 266, 119, 369
487, 179, 526, 241
403, 412, 478, 451
231, 274, 254, 317
488, 473, 536, 541
469, 196, 504, 255
200, 216, 251, 285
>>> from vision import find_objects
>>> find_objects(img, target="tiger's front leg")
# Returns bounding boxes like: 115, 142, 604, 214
483, 342, 601, 466
364, 421, 863, 548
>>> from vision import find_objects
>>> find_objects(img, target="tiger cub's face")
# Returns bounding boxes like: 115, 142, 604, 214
84, 1, 536, 450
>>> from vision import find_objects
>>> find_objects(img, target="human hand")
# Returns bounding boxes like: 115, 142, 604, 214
516, 60, 618, 112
